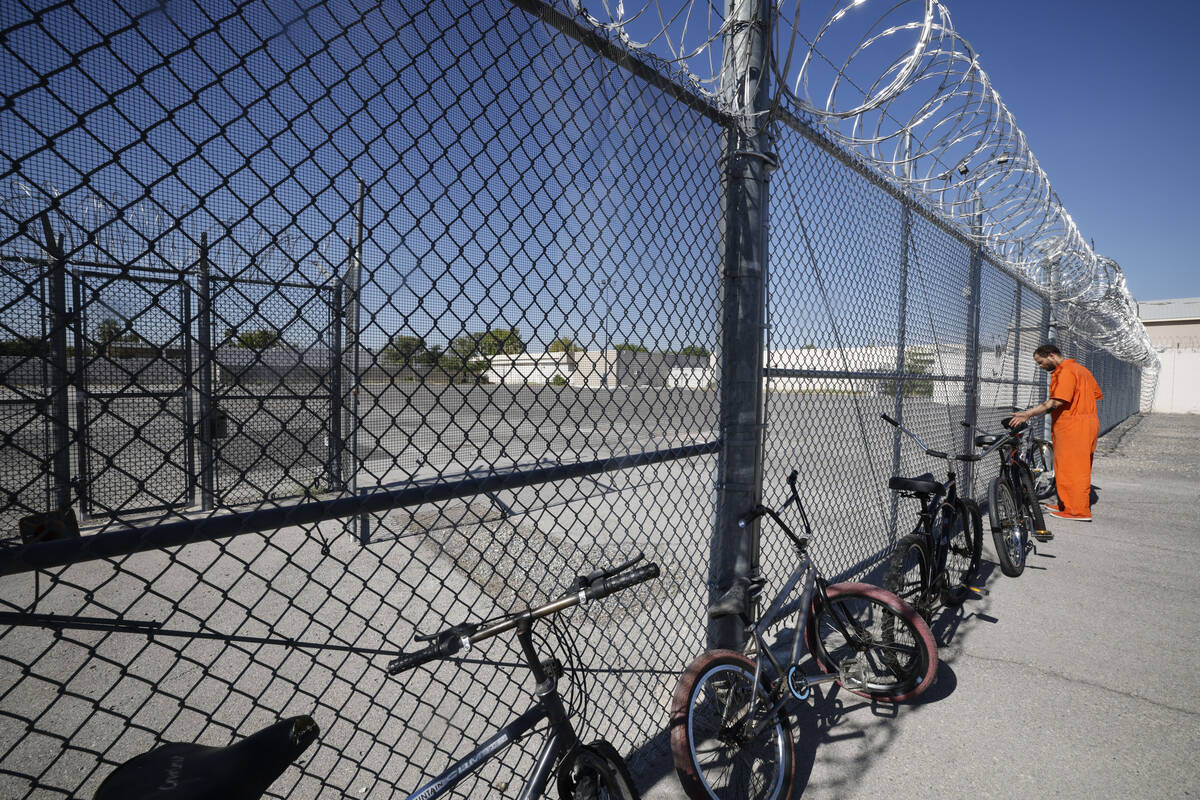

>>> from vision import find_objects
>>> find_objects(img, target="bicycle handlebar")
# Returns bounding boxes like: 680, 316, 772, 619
881, 414, 948, 460
387, 556, 661, 675
881, 413, 981, 462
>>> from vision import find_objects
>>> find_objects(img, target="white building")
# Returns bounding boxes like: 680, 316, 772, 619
1139, 298, 1200, 414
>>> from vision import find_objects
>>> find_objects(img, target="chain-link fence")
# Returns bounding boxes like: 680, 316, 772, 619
0, 1, 1143, 798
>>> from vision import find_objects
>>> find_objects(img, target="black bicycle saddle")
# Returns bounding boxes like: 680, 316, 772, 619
708, 576, 765, 619
93, 715, 318, 800
888, 473, 940, 495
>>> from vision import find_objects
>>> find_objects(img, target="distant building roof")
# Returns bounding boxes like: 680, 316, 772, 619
1138, 297, 1200, 322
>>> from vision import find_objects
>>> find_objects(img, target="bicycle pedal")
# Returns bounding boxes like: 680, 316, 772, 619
966, 585, 989, 598
838, 657, 867, 689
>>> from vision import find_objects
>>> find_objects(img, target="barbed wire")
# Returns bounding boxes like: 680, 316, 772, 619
564, 0, 1158, 398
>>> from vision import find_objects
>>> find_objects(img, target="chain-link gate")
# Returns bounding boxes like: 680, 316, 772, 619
72, 266, 196, 518
206, 272, 347, 509
0, 258, 54, 540
0, 1, 1147, 798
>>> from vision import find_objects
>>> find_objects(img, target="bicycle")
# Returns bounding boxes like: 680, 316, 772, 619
1001, 406, 1055, 501
387, 553, 660, 800
975, 417, 1052, 578
670, 471, 937, 800
879, 413, 985, 619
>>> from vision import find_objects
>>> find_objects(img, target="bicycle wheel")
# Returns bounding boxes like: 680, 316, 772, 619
1030, 440, 1056, 500
882, 534, 930, 616
563, 740, 640, 800
941, 499, 983, 605
1031, 439, 1054, 475
670, 650, 794, 800
1015, 463, 1050, 541
805, 582, 937, 703
988, 476, 1026, 577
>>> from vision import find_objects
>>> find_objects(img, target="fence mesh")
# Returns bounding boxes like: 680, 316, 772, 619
0, 1, 1143, 798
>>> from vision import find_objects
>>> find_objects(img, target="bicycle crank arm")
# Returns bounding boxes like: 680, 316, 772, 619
799, 673, 842, 688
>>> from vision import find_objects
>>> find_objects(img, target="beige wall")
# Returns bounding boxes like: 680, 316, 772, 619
1143, 321, 1200, 349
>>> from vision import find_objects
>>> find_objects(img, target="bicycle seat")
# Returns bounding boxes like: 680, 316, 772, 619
708, 576, 764, 619
974, 434, 1007, 447
889, 474, 940, 495
93, 715, 318, 800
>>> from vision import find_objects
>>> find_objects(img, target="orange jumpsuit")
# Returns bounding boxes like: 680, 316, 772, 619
1048, 358, 1103, 518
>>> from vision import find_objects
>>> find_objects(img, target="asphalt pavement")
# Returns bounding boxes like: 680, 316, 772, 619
644, 412, 1200, 800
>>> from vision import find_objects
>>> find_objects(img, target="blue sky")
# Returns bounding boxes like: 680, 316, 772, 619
2, 0, 1191, 359
937, 0, 1200, 302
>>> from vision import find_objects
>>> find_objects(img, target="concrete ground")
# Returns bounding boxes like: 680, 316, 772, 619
645, 412, 1200, 800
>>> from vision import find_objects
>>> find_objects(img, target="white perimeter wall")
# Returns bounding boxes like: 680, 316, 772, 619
1152, 348, 1200, 414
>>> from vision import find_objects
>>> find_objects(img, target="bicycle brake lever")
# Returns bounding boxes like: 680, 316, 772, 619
414, 622, 477, 643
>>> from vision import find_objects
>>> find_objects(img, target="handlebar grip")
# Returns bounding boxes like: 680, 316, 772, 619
585, 562, 660, 602
387, 645, 440, 675
387, 632, 463, 675
880, 413, 899, 427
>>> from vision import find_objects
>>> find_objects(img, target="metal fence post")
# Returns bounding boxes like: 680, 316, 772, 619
1012, 281, 1022, 409
39, 215, 73, 514
962, 194, 984, 493
350, 180, 367, 543
889, 133, 913, 540
329, 277, 344, 495
1012, 243, 1023, 410
709, 0, 772, 651
196, 233, 216, 511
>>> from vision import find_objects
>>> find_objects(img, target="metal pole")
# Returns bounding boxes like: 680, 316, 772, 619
196, 233, 216, 511
1011, 242, 1023, 410
351, 180, 367, 543
709, 0, 772, 651
41, 215, 72, 513
1012, 280, 1022, 410
329, 276, 343, 495
961, 193, 984, 493
1039, 282, 1053, 438
889, 133, 913, 540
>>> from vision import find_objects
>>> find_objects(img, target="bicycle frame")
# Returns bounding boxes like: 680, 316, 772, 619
903, 475, 961, 589
403, 618, 578, 800
733, 499, 862, 735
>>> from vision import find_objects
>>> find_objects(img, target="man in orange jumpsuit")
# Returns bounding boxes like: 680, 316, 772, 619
1009, 343, 1103, 522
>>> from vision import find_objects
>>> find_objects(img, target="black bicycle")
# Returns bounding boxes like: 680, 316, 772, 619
670, 471, 937, 800
1001, 406, 1055, 501
388, 554, 659, 800
975, 417, 1052, 578
879, 414, 984, 619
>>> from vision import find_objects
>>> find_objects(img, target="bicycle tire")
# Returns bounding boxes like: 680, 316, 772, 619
941, 499, 983, 605
670, 650, 794, 800
988, 476, 1026, 577
882, 534, 930, 616
1015, 463, 1049, 540
1032, 440, 1054, 475
805, 582, 937, 703
1030, 440, 1056, 500
563, 740, 641, 800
